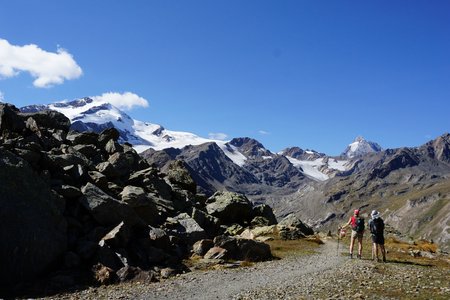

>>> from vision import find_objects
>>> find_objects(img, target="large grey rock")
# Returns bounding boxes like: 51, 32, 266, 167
120, 185, 159, 225
0, 150, 67, 285
20, 110, 71, 132
80, 183, 144, 227
166, 213, 207, 244
99, 221, 131, 248
0, 103, 25, 136
252, 204, 277, 225
192, 239, 214, 256
206, 191, 253, 225
278, 214, 314, 236
235, 238, 272, 262
166, 160, 196, 194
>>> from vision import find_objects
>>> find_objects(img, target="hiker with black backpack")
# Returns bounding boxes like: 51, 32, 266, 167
369, 210, 386, 262
339, 209, 365, 259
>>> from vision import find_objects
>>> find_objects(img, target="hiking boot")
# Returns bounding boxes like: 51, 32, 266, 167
350, 253, 353, 259
357, 254, 361, 259
382, 257, 386, 263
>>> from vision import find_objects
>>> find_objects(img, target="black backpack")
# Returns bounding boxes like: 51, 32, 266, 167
371, 218, 384, 235
353, 217, 365, 232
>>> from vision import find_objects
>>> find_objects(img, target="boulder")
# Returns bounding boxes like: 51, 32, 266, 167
166, 213, 207, 244
278, 214, 314, 236
206, 191, 253, 225
96, 161, 119, 178
0, 103, 25, 136
204, 247, 229, 260
191, 207, 221, 237
252, 204, 277, 225
80, 183, 144, 227
116, 266, 157, 283
166, 160, 197, 194
192, 239, 214, 256
99, 127, 120, 144
120, 186, 159, 225
0, 150, 67, 286
20, 110, 71, 132
236, 238, 272, 262
99, 221, 132, 248
148, 226, 171, 250
105, 139, 123, 154
108, 152, 138, 177
92, 264, 116, 285
66, 131, 99, 145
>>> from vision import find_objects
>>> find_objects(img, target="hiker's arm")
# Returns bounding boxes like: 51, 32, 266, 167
340, 218, 352, 229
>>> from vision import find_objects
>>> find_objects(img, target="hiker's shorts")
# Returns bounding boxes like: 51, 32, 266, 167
351, 230, 363, 239
371, 234, 385, 245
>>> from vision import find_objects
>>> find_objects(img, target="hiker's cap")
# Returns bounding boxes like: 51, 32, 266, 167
354, 209, 360, 215
371, 210, 380, 219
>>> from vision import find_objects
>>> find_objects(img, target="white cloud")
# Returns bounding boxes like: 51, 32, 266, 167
0, 38, 82, 88
91, 92, 149, 110
0, 91, 4, 102
208, 132, 228, 140
259, 130, 270, 135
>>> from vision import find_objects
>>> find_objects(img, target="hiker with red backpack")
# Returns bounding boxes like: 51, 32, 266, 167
339, 209, 365, 259
369, 210, 386, 262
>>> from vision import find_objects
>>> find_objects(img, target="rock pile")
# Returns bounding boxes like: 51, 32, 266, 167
0, 103, 281, 295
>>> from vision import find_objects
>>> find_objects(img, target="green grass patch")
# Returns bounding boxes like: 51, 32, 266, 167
266, 235, 322, 259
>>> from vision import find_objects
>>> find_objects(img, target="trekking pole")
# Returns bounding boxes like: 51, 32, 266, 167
337, 227, 340, 256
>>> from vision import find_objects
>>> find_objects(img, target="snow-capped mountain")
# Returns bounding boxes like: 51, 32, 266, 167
21, 97, 219, 152
341, 136, 382, 158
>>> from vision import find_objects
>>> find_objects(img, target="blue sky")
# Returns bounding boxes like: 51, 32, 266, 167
1, 1, 449, 155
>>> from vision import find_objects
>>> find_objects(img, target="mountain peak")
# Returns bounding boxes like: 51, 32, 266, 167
342, 136, 382, 158
229, 137, 272, 158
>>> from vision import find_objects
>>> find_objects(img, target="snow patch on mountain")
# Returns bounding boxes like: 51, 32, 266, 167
217, 143, 247, 166
287, 157, 329, 181
286, 156, 349, 181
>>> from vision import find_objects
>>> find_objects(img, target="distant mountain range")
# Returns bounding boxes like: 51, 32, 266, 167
21, 98, 372, 182
20, 98, 450, 251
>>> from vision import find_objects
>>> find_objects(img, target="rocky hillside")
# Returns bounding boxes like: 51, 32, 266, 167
0, 103, 303, 297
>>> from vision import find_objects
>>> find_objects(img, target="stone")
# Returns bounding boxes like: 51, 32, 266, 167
88, 171, 109, 189
96, 161, 119, 178
54, 185, 83, 199
20, 110, 71, 132
236, 238, 272, 262
80, 182, 144, 227
225, 224, 245, 236
99, 221, 131, 248
148, 226, 171, 250
192, 239, 214, 256
206, 191, 253, 225
99, 127, 120, 144
120, 185, 159, 225
116, 266, 157, 283
204, 247, 229, 260
278, 214, 314, 236
0, 149, 67, 286
66, 131, 99, 145
167, 213, 207, 244
105, 139, 123, 154
0, 103, 25, 136
92, 264, 116, 285
252, 204, 277, 225
166, 160, 197, 194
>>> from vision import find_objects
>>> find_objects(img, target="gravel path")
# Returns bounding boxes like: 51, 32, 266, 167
143, 240, 344, 300
54, 240, 450, 299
